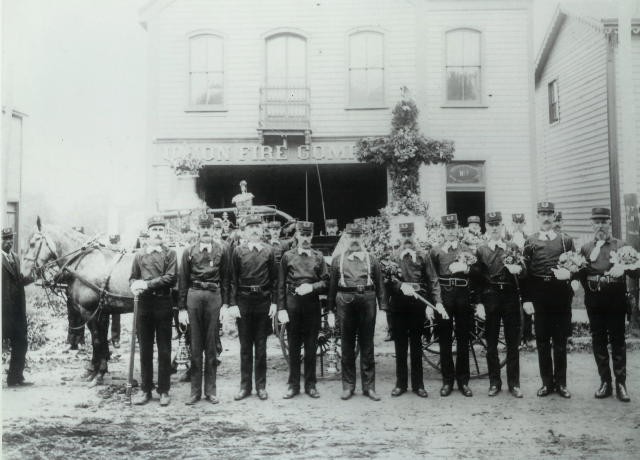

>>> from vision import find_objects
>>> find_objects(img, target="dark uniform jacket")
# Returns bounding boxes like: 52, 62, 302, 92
277, 247, 329, 310
430, 241, 474, 277
473, 240, 527, 294
178, 241, 229, 308
522, 231, 575, 302
229, 242, 278, 305
129, 245, 178, 294
387, 247, 442, 310
2, 250, 28, 337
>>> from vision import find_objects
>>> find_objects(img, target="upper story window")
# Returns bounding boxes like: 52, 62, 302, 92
548, 79, 560, 123
188, 34, 224, 107
445, 28, 481, 103
348, 31, 385, 107
265, 33, 307, 88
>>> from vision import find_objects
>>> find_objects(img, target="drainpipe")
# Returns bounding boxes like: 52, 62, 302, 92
605, 29, 622, 238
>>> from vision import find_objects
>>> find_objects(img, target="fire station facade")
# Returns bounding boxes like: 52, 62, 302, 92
140, 0, 535, 231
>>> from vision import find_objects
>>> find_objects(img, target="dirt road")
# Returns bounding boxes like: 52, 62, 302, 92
2, 315, 639, 459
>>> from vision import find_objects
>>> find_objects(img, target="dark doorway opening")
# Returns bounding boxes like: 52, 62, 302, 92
446, 191, 486, 227
197, 163, 387, 232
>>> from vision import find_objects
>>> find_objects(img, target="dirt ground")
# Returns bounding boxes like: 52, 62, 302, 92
2, 312, 640, 460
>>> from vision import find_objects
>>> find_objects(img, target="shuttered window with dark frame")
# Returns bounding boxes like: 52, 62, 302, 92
548, 79, 559, 123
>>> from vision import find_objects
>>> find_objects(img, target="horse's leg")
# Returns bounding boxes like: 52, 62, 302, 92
97, 311, 110, 382
84, 315, 100, 382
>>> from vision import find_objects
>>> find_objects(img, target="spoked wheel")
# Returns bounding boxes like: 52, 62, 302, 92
422, 315, 509, 379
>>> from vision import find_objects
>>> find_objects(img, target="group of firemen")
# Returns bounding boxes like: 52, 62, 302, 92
120, 200, 635, 406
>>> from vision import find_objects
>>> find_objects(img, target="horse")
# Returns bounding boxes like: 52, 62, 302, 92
21, 217, 140, 384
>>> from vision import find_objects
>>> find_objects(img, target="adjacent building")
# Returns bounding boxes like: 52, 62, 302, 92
139, 0, 535, 232
534, 5, 640, 242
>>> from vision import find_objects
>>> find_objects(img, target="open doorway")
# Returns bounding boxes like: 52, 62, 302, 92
197, 163, 387, 232
446, 191, 486, 227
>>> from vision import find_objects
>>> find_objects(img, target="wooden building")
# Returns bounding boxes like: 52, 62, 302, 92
139, 0, 535, 231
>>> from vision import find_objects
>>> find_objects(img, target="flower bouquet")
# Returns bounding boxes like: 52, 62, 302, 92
449, 251, 477, 274
503, 246, 524, 275
557, 251, 587, 274
607, 246, 640, 278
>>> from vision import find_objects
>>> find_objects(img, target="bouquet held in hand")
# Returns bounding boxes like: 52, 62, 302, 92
557, 251, 587, 274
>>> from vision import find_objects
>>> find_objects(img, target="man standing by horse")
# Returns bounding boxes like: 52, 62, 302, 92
227, 215, 278, 401
130, 216, 178, 406
2, 228, 33, 387
178, 213, 229, 405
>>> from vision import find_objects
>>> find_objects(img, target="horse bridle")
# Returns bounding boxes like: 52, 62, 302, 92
26, 231, 90, 285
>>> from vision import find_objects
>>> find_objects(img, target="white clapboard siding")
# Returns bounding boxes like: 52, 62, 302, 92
535, 15, 609, 239
635, 35, 640, 193
149, 0, 417, 140
419, 6, 533, 223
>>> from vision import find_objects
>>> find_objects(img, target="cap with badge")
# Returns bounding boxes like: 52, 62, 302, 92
198, 213, 213, 227
398, 222, 415, 235
537, 201, 555, 213
467, 216, 481, 225
2, 228, 14, 240
485, 211, 503, 225
244, 215, 263, 226
147, 215, 166, 228
345, 223, 364, 235
296, 221, 314, 236
512, 213, 525, 224
441, 214, 458, 228
591, 207, 611, 219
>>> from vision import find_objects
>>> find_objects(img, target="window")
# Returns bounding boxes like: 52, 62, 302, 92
265, 33, 306, 88
548, 79, 559, 123
348, 31, 384, 107
188, 34, 224, 107
445, 29, 481, 103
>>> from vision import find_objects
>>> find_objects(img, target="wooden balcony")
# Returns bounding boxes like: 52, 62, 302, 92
258, 86, 311, 144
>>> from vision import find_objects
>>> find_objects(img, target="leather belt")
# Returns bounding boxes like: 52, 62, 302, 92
439, 277, 468, 287
489, 281, 515, 291
146, 288, 171, 297
586, 275, 624, 292
191, 280, 219, 291
338, 285, 375, 293
532, 274, 570, 283
239, 284, 270, 294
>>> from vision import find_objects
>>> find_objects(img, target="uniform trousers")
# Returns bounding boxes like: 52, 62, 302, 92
137, 295, 173, 394
285, 293, 321, 391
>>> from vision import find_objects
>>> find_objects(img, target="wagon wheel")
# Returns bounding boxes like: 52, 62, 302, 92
422, 315, 509, 379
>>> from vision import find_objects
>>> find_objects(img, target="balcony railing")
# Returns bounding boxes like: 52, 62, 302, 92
259, 86, 310, 133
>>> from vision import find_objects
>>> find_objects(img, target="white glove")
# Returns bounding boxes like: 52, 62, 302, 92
448, 262, 467, 274
475, 303, 486, 320
606, 265, 626, 279
130, 280, 148, 295
571, 280, 580, 293
277, 309, 290, 324
178, 309, 189, 326
269, 303, 277, 319
295, 283, 313, 296
552, 267, 571, 281
523, 301, 534, 315
425, 306, 435, 322
228, 305, 241, 320
506, 264, 522, 275
400, 282, 416, 297
327, 312, 336, 328
435, 302, 449, 320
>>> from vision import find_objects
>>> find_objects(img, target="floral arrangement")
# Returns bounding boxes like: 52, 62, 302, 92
609, 246, 640, 268
503, 246, 524, 266
355, 96, 455, 200
557, 251, 587, 273
168, 152, 203, 176
380, 259, 403, 284
462, 231, 484, 249
457, 252, 477, 266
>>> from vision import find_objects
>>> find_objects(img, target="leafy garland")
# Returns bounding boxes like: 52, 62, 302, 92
355, 96, 455, 206
355, 95, 454, 260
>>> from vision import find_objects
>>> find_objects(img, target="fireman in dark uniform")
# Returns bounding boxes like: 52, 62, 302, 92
522, 201, 575, 399
506, 213, 533, 344
430, 214, 475, 397
227, 215, 278, 401
327, 223, 387, 401
2, 228, 33, 386
278, 221, 329, 399
266, 220, 291, 264
130, 216, 178, 406
578, 208, 634, 402
386, 222, 443, 398
474, 212, 526, 398
178, 213, 229, 405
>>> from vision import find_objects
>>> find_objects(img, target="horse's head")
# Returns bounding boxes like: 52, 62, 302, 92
21, 216, 59, 279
